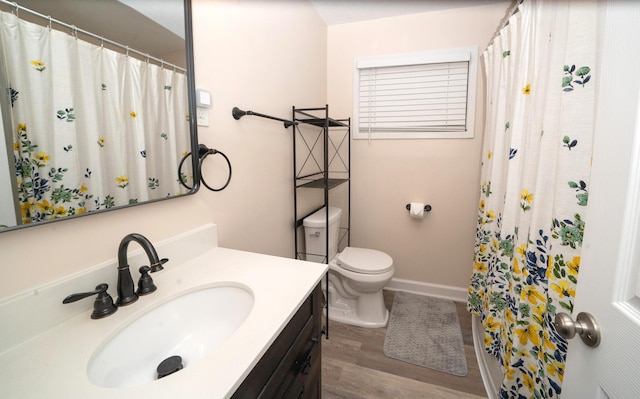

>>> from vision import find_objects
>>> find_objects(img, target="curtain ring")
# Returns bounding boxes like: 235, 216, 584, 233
125, 46, 129, 57
145, 53, 150, 64
71, 25, 77, 39
100, 36, 104, 49
47, 16, 52, 31
11, 2, 18, 16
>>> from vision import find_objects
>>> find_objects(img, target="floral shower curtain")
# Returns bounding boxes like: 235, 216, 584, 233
467, 1, 596, 398
0, 10, 192, 224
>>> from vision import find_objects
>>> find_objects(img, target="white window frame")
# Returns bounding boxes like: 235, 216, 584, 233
353, 46, 478, 140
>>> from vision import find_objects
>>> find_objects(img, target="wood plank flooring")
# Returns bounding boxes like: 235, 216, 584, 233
321, 290, 488, 399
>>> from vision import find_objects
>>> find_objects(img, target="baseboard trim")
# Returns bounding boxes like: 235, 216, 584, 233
385, 277, 468, 302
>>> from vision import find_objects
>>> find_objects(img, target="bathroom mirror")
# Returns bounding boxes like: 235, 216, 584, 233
0, 0, 199, 233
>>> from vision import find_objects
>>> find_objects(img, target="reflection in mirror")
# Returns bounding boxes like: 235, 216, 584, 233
0, 0, 198, 232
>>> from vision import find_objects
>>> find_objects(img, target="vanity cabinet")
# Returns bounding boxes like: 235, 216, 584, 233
231, 283, 323, 398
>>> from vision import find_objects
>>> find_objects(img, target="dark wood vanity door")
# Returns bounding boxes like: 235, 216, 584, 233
231, 283, 323, 399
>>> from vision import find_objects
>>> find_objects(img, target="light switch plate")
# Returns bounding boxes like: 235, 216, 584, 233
196, 107, 209, 126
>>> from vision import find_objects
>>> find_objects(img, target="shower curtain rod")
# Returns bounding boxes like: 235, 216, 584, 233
486, 0, 522, 49
0, 0, 186, 73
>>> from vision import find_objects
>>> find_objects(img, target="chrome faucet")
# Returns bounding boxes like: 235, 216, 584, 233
116, 233, 168, 306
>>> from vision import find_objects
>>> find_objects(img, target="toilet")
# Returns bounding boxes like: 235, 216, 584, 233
303, 206, 394, 328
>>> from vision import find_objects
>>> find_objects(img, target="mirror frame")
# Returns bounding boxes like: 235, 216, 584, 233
0, 0, 200, 233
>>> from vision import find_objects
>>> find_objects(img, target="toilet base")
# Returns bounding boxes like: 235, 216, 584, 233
324, 286, 389, 328
326, 305, 389, 328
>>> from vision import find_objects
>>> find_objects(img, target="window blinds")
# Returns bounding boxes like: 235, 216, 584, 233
356, 53, 471, 134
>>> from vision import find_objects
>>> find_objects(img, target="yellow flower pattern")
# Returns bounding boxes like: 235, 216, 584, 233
115, 175, 129, 188
521, 286, 546, 305
36, 199, 53, 212
522, 372, 535, 391
53, 206, 67, 217
520, 189, 533, 211
13, 119, 187, 223
11, 33, 192, 227
567, 256, 580, 275
521, 189, 533, 204
550, 280, 575, 298
30, 59, 45, 71
468, 53, 594, 398
34, 151, 50, 164
474, 261, 488, 273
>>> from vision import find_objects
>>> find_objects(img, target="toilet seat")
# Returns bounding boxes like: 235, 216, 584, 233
335, 247, 393, 275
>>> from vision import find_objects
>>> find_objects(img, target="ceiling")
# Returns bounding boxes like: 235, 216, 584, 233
7, 0, 185, 63
310, 0, 507, 26
5, 1, 508, 60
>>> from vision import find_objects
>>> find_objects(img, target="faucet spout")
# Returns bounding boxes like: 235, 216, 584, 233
116, 233, 165, 306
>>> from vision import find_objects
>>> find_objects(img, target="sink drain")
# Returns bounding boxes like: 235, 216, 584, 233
157, 355, 184, 379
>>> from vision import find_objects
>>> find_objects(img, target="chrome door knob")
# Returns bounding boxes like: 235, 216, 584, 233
553, 312, 601, 347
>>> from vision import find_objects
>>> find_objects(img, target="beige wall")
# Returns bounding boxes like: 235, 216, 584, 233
0, 0, 327, 299
0, 1, 509, 300
327, 3, 508, 288
190, 0, 327, 256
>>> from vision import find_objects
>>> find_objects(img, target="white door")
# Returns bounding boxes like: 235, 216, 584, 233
562, 1, 640, 398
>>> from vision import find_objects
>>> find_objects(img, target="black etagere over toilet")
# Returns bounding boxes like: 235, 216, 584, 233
292, 105, 350, 338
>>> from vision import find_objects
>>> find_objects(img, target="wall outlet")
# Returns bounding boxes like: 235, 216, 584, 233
196, 107, 209, 127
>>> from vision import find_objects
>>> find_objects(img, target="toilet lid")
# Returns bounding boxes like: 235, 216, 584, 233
335, 247, 393, 274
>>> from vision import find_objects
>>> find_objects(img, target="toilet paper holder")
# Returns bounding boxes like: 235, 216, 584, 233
405, 203, 432, 212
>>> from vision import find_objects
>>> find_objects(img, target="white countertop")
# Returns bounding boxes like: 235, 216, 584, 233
0, 245, 327, 398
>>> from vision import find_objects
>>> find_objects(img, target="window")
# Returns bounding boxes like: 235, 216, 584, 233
353, 47, 478, 140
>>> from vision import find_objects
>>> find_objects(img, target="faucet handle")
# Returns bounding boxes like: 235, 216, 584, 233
63, 283, 118, 319
150, 258, 169, 273
138, 258, 167, 296
136, 266, 157, 295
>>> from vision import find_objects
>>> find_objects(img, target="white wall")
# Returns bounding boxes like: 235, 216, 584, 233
327, 3, 509, 289
0, 0, 327, 299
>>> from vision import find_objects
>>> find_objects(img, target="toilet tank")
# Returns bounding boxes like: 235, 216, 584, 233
303, 206, 342, 263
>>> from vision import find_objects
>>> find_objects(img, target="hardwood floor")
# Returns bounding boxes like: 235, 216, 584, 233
321, 290, 488, 399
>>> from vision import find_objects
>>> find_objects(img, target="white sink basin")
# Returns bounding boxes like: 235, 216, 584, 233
87, 285, 254, 388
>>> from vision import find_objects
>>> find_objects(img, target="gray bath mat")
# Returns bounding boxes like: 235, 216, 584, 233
383, 291, 468, 376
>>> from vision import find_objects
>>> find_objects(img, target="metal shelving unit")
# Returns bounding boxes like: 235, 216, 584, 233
292, 105, 350, 338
